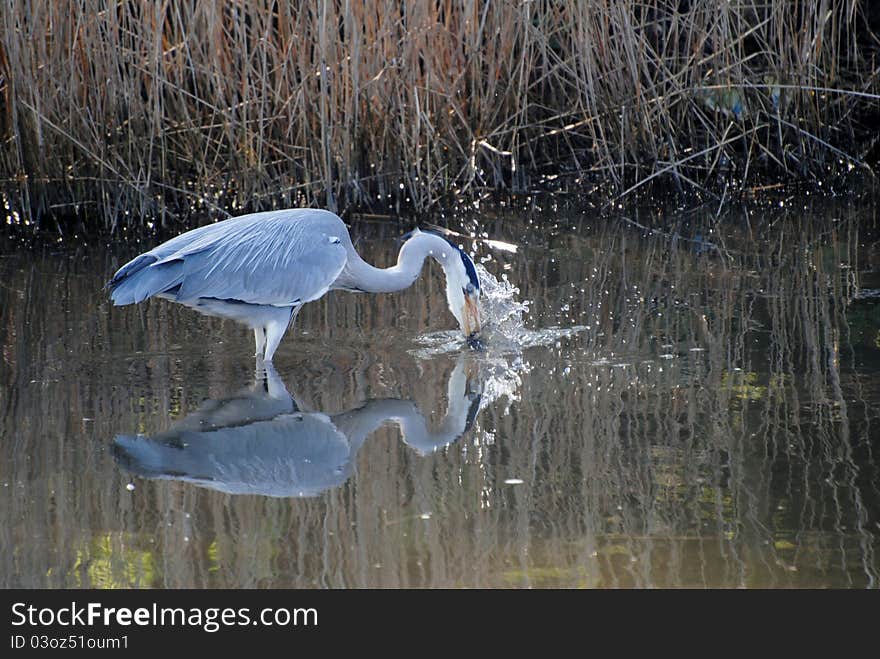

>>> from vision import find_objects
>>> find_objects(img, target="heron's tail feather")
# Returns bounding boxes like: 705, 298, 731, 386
107, 256, 184, 306
112, 435, 175, 477
112, 434, 200, 479
106, 253, 156, 289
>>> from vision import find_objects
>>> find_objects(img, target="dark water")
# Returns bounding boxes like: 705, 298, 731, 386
2, 196, 879, 588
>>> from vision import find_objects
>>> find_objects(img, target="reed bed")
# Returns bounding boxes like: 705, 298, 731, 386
1, 0, 878, 229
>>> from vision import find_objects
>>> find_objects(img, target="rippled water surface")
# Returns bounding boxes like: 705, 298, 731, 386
2, 196, 880, 588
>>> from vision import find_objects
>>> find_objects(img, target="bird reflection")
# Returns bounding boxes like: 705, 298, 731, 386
112, 359, 482, 497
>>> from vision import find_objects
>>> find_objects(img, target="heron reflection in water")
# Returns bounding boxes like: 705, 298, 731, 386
112, 358, 483, 498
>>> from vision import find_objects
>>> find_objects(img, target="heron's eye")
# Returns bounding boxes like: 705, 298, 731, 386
465, 283, 475, 295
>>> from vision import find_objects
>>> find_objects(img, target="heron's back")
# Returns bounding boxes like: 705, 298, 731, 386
113, 413, 353, 497
107, 209, 350, 307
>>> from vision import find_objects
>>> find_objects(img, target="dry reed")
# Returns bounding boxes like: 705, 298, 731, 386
1, 1, 878, 229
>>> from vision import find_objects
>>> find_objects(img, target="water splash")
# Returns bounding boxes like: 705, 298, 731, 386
477, 263, 531, 338
411, 263, 587, 358
475, 353, 529, 415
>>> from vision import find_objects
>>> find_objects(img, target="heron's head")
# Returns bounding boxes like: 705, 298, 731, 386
402, 229, 482, 341
446, 250, 482, 341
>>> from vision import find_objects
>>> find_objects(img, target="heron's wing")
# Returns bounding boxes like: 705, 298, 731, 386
113, 413, 354, 497
110, 209, 349, 306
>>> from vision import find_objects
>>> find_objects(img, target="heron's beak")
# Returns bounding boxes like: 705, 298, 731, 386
462, 290, 482, 339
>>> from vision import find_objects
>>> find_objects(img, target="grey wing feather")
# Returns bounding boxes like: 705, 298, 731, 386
112, 414, 354, 497
108, 209, 349, 307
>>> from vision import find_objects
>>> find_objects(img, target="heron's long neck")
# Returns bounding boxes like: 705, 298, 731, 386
338, 232, 453, 293
331, 361, 475, 455
334, 396, 473, 455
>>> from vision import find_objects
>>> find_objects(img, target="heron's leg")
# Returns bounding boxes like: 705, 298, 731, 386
254, 327, 267, 357
263, 306, 295, 362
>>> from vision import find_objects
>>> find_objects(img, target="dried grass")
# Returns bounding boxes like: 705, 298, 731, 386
1, 1, 878, 229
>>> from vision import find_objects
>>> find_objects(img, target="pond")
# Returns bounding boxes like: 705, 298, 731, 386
1, 193, 879, 588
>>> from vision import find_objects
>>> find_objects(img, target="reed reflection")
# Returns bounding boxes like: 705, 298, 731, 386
112, 358, 483, 497
2, 198, 879, 588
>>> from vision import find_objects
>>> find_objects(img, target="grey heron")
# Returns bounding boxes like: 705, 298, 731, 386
107, 208, 482, 361
112, 360, 481, 497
